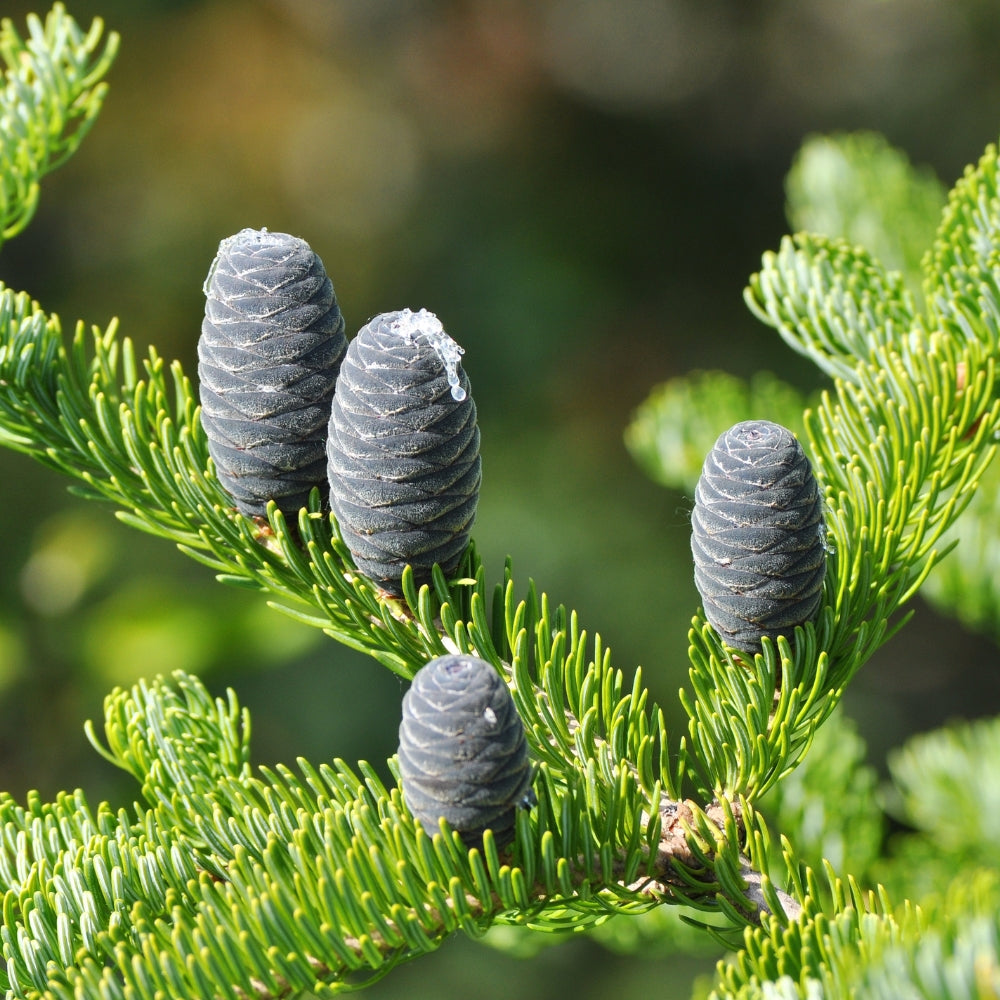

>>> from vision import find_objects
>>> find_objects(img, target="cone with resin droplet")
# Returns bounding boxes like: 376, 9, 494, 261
326, 309, 481, 594
198, 228, 347, 518
691, 419, 826, 652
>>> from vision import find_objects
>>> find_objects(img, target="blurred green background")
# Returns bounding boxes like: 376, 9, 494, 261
3, 1, 1000, 997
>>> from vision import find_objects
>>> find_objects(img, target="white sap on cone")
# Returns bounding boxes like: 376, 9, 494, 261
390, 308, 467, 401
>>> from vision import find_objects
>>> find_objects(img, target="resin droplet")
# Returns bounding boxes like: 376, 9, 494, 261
390, 308, 467, 401
202, 227, 273, 295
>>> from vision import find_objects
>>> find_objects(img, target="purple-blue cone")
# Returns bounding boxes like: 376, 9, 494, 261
198, 228, 347, 518
326, 309, 480, 595
398, 654, 534, 847
691, 419, 826, 652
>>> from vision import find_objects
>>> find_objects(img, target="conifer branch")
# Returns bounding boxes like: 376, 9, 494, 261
0, 671, 761, 999
682, 209, 1000, 801
0, 275, 771, 993
3, 8, 1000, 997
0, 3, 117, 246
784, 131, 946, 298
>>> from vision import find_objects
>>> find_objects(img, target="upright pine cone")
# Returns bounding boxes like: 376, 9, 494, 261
397, 653, 534, 847
691, 419, 826, 652
198, 228, 348, 518
326, 308, 481, 595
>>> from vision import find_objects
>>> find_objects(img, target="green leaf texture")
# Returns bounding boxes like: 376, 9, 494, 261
785, 131, 945, 296
0, 5, 117, 247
